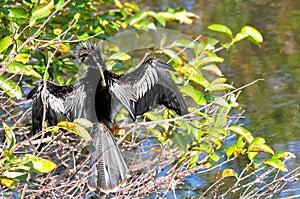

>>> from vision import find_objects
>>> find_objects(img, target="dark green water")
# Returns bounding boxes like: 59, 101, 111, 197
136, 0, 300, 197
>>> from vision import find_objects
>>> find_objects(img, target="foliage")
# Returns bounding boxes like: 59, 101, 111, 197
0, 0, 296, 198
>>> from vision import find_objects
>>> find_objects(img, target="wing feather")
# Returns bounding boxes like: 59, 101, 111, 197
110, 58, 188, 120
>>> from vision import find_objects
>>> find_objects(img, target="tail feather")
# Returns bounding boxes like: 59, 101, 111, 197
88, 123, 128, 193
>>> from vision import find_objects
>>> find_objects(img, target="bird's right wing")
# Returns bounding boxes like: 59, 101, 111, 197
28, 80, 86, 134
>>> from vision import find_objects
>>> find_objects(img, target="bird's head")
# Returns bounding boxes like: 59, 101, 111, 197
77, 41, 106, 70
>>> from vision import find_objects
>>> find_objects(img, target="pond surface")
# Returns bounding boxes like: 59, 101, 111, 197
136, 0, 300, 197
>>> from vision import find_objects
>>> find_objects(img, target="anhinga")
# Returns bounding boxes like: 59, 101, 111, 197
28, 42, 188, 192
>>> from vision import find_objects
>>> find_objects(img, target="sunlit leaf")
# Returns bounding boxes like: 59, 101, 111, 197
264, 158, 288, 172
208, 24, 233, 37
171, 39, 194, 48
25, 154, 56, 173
241, 26, 263, 43
189, 154, 198, 168
210, 153, 221, 163
248, 137, 274, 154
57, 121, 92, 142
272, 151, 296, 159
222, 168, 238, 178
228, 126, 254, 143
147, 11, 166, 26
2, 171, 26, 179
9, 7, 29, 19
109, 52, 131, 61
208, 83, 235, 92
144, 112, 168, 130
181, 85, 206, 105
0, 36, 12, 53
176, 66, 209, 88
149, 128, 165, 143
73, 118, 93, 129
0, 76, 22, 99
7, 63, 42, 79
3, 122, 16, 149
233, 32, 249, 43
30, 1, 54, 26
174, 131, 187, 150
1, 178, 16, 189
226, 145, 236, 158
201, 64, 223, 76
162, 49, 182, 65
128, 10, 148, 25
248, 152, 258, 161
124, 2, 139, 12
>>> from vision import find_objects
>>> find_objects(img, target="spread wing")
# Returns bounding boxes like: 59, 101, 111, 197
110, 58, 188, 120
28, 80, 86, 134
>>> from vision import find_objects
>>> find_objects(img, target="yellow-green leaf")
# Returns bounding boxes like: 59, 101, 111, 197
272, 151, 296, 159
228, 126, 254, 143
128, 10, 148, 25
248, 137, 274, 155
181, 85, 206, 105
7, 63, 42, 79
3, 122, 16, 149
1, 178, 16, 189
264, 158, 288, 172
57, 121, 92, 142
0, 36, 12, 53
0, 76, 22, 99
73, 118, 93, 129
201, 64, 223, 76
241, 26, 263, 43
30, 1, 54, 26
222, 168, 238, 178
25, 154, 56, 173
109, 52, 131, 61
208, 24, 233, 37
2, 171, 26, 179
174, 131, 187, 150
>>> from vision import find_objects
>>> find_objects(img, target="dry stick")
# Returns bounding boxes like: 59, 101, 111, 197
0, 0, 72, 76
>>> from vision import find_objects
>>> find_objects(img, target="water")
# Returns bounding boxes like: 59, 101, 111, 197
136, 0, 300, 197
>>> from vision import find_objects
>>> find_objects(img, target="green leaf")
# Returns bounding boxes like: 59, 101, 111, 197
128, 10, 148, 25
171, 39, 194, 48
272, 151, 296, 159
25, 154, 56, 173
3, 122, 16, 149
248, 152, 258, 161
30, 1, 54, 26
248, 137, 274, 154
109, 52, 131, 61
147, 11, 166, 26
228, 126, 254, 143
0, 76, 22, 99
7, 63, 42, 79
57, 121, 92, 142
189, 153, 198, 168
226, 145, 236, 158
162, 49, 182, 65
233, 32, 249, 43
144, 112, 168, 130
174, 131, 187, 150
0, 36, 12, 53
2, 171, 26, 179
222, 168, 238, 178
208, 24, 233, 37
201, 64, 223, 76
264, 158, 288, 172
73, 118, 93, 129
210, 152, 221, 163
181, 85, 206, 105
208, 83, 235, 92
176, 66, 209, 88
241, 26, 263, 43
9, 7, 29, 19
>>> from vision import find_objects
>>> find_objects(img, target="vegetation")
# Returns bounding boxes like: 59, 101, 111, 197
0, 0, 297, 198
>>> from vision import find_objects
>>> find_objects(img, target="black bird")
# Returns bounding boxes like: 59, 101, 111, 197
28, 42, 188, 192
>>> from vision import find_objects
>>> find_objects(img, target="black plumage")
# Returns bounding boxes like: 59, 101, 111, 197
28, 42, 188, 192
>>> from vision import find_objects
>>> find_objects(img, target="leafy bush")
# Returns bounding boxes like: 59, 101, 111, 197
0, 0, 296, 198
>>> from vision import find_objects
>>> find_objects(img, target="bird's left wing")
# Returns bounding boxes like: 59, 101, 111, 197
110, 58, 188, 120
